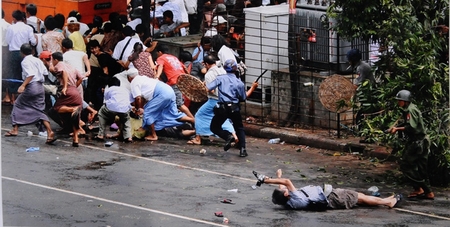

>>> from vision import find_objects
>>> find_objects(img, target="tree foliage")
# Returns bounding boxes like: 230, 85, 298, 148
327, 0, 450, 186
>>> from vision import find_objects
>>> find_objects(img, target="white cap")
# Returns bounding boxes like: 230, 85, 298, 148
126, 68, 139, 78
211, 16, 227, 26
67, 17, 79, 24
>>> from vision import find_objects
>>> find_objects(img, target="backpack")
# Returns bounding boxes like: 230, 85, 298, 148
306, 199, 329, 211
300, 189, 329, 212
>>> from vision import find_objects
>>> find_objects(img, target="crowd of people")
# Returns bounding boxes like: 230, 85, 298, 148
1, 2, 259, 157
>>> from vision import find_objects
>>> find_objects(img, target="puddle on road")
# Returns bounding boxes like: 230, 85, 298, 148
76, 157, 124, 170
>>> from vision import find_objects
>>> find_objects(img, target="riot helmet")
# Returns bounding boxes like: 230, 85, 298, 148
395, 90, 411, 102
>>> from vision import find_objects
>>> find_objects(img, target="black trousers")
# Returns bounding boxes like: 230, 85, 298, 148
188, 14, 201, 34
210, 104, 245, 148
86, 66, 103, 110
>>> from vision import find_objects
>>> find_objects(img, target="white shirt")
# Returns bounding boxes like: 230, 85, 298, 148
112, 36, 146, 67
126, 18, 142, 30
130, 76, 158, 101
184, 0, 197, 14
21, 55, 48, 83
26, 16, 41, 32
35, 33, 43, 56
217, 45, 237, 66
154, 2, 186, 23
5, 21, 37, 51
1, 19, 11, 46
104, 86, 133, 113
63, 50, 88, 75
79, 22, 90, 37
113, 71, 131, 91
170, 0, 189, 22
205, 65, 226, 99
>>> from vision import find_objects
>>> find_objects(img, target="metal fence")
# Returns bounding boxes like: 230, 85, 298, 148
240, 4, 374, 137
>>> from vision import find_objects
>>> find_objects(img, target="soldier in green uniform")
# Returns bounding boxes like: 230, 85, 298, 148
387, 90, 434, 199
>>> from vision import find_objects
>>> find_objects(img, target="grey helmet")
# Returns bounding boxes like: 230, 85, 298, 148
395, 90, 411, 102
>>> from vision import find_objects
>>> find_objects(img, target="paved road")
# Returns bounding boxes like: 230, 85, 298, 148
1, 106, 450, 226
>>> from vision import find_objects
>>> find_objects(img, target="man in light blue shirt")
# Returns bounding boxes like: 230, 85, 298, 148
254, 169, 402, 210
206, 59, 258, 157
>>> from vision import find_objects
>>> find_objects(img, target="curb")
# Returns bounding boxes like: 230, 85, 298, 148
244, 123, 392, 160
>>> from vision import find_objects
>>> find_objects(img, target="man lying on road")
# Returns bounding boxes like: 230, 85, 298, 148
253, 169, 401, 210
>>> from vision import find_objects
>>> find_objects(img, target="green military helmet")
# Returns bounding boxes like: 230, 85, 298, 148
395, 90, 411, 102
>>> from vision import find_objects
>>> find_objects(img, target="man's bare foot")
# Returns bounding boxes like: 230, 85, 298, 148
94, 135, 104, 141
408, 188, 424, 198
45, 131, 57, 144
106, 133, 120, 139
79, 127, 86, 135
187, 136, 201, 145
69, 128, 86, 137
5, 131, 18, 136
144, 135, 158, 141
388, 194, 402, 208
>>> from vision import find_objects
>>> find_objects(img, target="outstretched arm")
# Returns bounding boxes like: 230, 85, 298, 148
264, 178, 297, 192
246, 81, 258, 97
261, 169, 296, 192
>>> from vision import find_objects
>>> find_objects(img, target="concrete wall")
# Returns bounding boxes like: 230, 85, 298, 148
270, 69, 354, 129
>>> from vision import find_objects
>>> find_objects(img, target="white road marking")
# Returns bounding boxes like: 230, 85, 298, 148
393, 208, 450, 221
81, 142, 256, 183
2, 176, 229, 227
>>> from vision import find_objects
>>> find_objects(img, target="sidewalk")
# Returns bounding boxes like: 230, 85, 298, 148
244, 123, 392, 160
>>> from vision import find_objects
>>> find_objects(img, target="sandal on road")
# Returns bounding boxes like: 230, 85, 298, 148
46, 137, 57, 145
5, 131, 18, 137
221, 199, 235, 204
392, 194, 403, 208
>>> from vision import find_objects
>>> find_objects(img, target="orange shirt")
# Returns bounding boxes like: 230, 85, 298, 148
156, 53, 185, 85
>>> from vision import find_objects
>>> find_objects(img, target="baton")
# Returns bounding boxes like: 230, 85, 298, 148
255, 70, 268, 82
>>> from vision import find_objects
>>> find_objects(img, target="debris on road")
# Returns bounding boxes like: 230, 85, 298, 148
227, 189, 238, 193
26, 147, 39, 152
368, 186, 381, 197
296, 145, 309, 152
220, 199, 235, 204
268, 138, 281, 144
